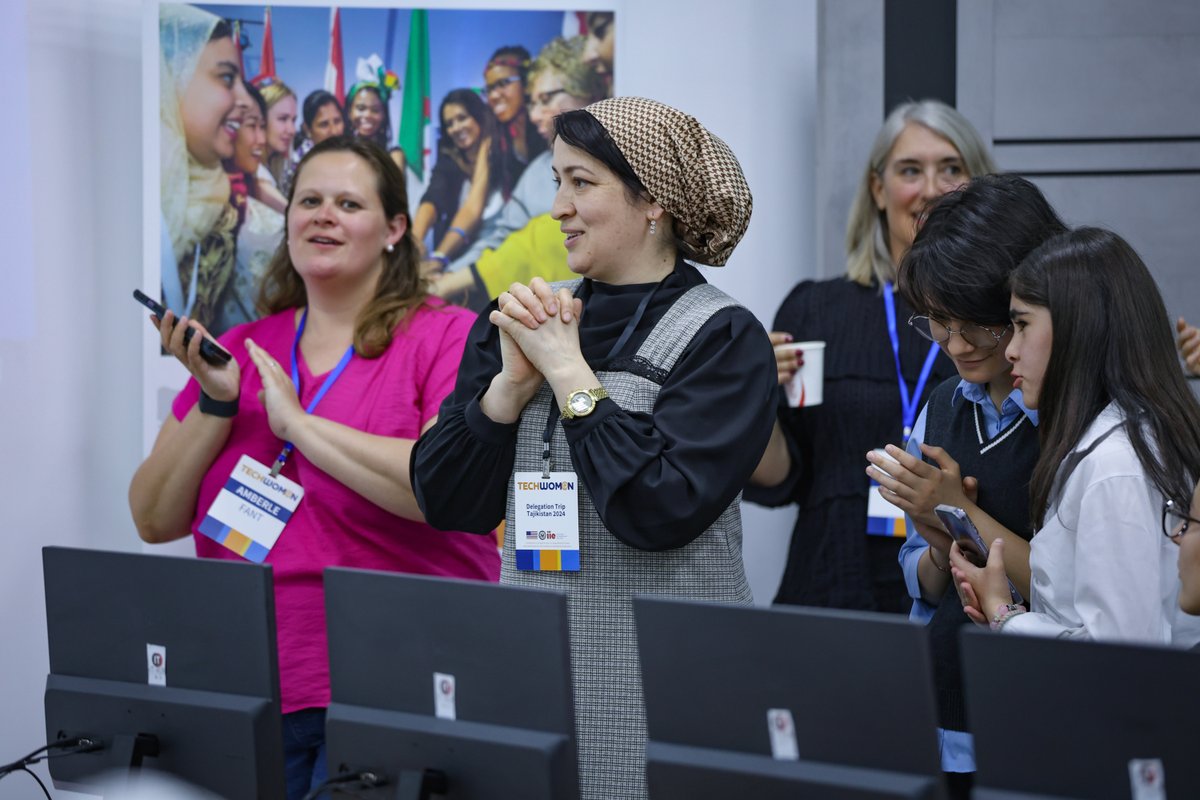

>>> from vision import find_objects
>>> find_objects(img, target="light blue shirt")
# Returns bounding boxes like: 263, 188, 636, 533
898, 379, 1037, 772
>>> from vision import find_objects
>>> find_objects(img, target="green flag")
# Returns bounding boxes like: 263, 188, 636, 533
399, 9, 431, 180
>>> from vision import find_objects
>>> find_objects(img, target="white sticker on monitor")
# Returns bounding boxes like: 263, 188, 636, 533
434, 672, 456, 720
766, 708, 799, 761
146, 643, 167, 687
1128, 758, 1167, 800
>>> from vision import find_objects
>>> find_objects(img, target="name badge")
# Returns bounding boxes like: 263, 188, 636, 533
198, 455, 304, 562
513, 471, 580, 571
866, 448, 907, 538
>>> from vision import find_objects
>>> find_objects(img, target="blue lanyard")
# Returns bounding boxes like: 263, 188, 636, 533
269, 309, 356, 477
882, 282, 939, 443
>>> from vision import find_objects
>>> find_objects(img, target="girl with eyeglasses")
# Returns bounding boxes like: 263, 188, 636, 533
863, 174, 1065, 794
1167, 488, 1200, 617
945, 228, 1200, 651
483, 46, 546, 169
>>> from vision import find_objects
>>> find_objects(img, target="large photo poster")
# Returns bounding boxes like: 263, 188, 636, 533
145, 1, 616, 443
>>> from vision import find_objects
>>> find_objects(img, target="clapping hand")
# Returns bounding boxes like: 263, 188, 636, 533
245, 339, 305, 441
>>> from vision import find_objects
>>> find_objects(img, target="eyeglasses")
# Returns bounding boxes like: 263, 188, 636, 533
528, 88, 567, 111
908, 315, 1012, 351
1162, 499, 1200, 543
485, 74, 522, 94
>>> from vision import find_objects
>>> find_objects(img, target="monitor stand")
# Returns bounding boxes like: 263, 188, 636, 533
331, 767, 447, 800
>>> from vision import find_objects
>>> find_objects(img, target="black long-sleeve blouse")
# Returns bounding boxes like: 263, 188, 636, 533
412, 260, 777, 551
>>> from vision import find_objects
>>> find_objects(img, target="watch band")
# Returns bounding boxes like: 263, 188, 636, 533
199, 389, 239, 418
561, 387, 609, 420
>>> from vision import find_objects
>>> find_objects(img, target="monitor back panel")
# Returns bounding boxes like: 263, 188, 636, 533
634, 597, 942, 777
325, 567, 575, 736
43, 546, 279, 700
963, 629, 1200, 800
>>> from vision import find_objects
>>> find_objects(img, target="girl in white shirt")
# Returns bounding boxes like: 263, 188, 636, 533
949, 227, 1200, 645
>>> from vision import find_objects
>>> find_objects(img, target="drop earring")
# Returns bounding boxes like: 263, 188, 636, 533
649, 219, 657, 236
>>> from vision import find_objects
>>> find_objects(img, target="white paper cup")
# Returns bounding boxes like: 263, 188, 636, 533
780, 341, 825, 407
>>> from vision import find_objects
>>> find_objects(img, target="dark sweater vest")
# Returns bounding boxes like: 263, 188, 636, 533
924, 378, 1038, 732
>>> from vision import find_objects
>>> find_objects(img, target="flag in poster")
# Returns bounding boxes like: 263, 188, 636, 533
256, 6, 275, 79
325, 7, 344, 105
399, 9, 431, 180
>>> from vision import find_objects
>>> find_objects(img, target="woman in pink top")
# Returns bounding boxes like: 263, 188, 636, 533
130, 136, 499, 799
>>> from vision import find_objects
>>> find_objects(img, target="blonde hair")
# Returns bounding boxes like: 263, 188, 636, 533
258, 78, 298, 187
844, 100, 997, 287
528, 37, 606, 105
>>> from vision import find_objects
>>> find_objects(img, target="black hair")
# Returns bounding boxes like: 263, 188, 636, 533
209, 19, 233, 42
345, 84, 392, 150
1011, 227, 1200, 526
244, 79, 267, 118
302, 89, 342, 130
553, 108, 647, 204
435, 88, 508, 192
898, 174, 1067, 327
486, 45, 533, 85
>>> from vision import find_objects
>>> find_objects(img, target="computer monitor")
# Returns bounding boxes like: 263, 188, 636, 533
42, 546, 285, 799
633, 597, 946, 800
961, 628, 1200, 800
323, 568, 579, 800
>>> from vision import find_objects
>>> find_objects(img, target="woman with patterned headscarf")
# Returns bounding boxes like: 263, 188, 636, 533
158, 4, 249, 333
414, 97, 775, 799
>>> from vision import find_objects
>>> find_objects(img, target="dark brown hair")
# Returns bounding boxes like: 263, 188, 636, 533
1011, 227, 1200, 525
257, 136, 427, 358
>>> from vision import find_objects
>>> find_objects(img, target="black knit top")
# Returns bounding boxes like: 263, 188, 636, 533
744, 278, 956, 609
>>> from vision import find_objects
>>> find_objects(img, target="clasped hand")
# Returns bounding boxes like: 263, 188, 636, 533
489, 278, 585, 386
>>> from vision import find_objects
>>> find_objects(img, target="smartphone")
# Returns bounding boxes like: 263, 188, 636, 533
934, 503, 1024, 604
133, 289, 231, 366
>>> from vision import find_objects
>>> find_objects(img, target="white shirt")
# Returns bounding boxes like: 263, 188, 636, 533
1004, 404, 1200, 646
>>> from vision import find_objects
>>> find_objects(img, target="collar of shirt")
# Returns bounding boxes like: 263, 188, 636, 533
951, 379, 1039, 432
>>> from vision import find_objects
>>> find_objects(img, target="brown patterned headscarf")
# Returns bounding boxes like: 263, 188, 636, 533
584, 96, 752, 266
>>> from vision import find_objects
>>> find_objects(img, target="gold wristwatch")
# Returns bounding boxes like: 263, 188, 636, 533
561, 387, 609, 420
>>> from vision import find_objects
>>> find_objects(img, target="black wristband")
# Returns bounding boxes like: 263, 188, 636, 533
199, 390, 239, 418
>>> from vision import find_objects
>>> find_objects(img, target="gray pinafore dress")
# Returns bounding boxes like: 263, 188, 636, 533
502, 281, 754, 799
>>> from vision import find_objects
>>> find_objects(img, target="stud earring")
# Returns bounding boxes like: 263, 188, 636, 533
386, 243, 395, 253
649, 219, 657, 236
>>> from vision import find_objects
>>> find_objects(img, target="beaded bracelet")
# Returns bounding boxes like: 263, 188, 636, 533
990, 603, 1026, 631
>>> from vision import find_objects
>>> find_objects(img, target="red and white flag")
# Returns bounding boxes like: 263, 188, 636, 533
256, 7, 276, 80
563, 11, 588, 38
325, 7, 345, 105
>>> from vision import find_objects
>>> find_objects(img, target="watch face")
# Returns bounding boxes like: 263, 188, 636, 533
568, 391, 594, 416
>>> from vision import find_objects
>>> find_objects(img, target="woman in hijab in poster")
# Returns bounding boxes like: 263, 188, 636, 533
159, 4, 248, 333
